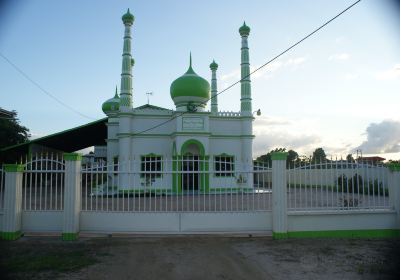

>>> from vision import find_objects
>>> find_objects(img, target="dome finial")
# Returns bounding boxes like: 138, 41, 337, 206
115, 85, 118, 98
186, 52, 195, 74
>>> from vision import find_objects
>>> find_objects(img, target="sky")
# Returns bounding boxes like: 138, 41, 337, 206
1, 0, 399, 159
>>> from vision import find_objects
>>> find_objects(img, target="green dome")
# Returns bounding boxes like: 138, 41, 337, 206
102, 88, 120, 115
122, 9, 134, 24
239, 21, 250, 36
170, 55, 210, 109
209, 60, 218, 70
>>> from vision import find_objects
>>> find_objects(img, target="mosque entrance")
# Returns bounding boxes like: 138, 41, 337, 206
182, 155, 199, 192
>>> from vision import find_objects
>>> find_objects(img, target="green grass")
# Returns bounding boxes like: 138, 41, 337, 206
0, 240, 101, 278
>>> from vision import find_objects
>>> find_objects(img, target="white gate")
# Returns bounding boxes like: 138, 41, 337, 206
80, 157, 273, 233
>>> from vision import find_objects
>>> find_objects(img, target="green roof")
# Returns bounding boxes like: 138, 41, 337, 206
1, 118, 108, 163
239, 21, 250, 36
170, 54, 210, 103
122, 9, 134, 24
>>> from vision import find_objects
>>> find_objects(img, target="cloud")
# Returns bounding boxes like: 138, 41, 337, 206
356, 120, 400, 153
253, 116, 321, 156
375, 64, 400, 80
344, 73, 358, 80
328, 53, 350, 61
220, 56, 307, 83
253, 131, 321, 156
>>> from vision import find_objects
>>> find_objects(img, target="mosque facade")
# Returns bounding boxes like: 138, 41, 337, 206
101, 10, 256, 193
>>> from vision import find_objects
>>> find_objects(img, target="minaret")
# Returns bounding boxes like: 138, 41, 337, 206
120, 9, 134, 109
119, 9, 134, 189
210, 60, 219, 114
239, 22, 252, 116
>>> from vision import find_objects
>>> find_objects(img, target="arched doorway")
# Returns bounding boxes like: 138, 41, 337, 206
175, 139, 208, 193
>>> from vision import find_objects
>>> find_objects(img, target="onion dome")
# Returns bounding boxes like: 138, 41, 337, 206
170, 54, 210, 111
122, 9, 134, 24
209, 60, 218, 70
102, 87, 120, 115
239, 21, 250, 36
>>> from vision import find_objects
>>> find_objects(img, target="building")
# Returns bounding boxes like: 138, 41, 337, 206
101, 10, 256, 193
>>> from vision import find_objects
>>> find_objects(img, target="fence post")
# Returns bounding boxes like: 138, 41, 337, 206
1, 164, 24, 240
62, 153, 82, 241
388, 163, 400, 230
271, 152, 288, 239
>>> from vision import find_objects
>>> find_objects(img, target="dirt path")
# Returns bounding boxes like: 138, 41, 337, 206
1, 236, 399, 280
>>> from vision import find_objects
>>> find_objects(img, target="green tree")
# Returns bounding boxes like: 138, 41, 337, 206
255, 148, 301, 168
287, 149, 299, 168
346, 154, 355, 163
0, 110, 30, 150
311, 147, 326, 163
255, 148, 286, 167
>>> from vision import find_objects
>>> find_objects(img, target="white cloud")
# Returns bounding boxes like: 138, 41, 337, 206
328, 53, 350, 61
344, 73, 358, 80
356, 120, 400, 154
220, 56, 307, 83
253, 116, 322, 156
375, 64, 400, 80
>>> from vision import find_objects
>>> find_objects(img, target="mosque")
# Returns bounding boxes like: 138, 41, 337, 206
101, 9, 256, 193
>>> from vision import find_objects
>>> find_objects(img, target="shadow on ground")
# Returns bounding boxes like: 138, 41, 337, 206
1, 236, 399, 280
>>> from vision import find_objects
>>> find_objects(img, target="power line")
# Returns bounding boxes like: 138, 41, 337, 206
0, 52, 96, 120
132, 0, 362, 136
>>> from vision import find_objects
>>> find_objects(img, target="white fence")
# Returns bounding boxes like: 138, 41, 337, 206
80, 158, 272, 212
0, 153, 399, 239
22, 154, 65, 211
287, 160, 389, 211
0, 167, 4, 210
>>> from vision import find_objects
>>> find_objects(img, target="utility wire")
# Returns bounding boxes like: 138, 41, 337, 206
131, 0, 362, 136
0, 52, 96, 120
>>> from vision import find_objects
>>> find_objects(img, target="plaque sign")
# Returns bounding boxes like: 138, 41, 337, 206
182, 117, 204, 131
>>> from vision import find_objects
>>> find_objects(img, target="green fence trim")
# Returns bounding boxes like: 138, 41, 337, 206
0, 231, 22, 240
4, 164, 25, 172
63, 153, 82, 161
271, 152, 288, 161
62, 232, 79, 241
273, 232, 288, 239
287, 229, 400, 238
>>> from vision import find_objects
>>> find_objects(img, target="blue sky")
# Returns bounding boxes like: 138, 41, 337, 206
1, 0, 399, 159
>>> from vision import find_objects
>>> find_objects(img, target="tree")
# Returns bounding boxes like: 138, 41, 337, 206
346, 154, 355, 163
255, 148, 286, 167
0, 110, 30, 150
311, 147, 327, 163
255, 148, 300, 168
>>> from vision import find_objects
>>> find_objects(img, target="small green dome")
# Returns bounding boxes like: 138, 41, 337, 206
209, 60, 218, 70
102, 88, 120, 115
122, 9, 134, 24
170, 55, 210, 109
239, 21, 250, 36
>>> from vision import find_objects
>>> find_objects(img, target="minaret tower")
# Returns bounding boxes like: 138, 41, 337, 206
119, 9, 134, 189
239, 22, 252, 116
210, 60, 219, 114
120, 9, 134, 109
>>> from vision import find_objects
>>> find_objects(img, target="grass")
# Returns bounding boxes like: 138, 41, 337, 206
0, 239, 102, 279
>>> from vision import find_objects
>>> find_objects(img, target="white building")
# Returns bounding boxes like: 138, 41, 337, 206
101, 10, 256, 194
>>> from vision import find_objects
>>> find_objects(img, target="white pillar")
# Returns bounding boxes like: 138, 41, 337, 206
62, 153, 82, 240
271, 152, 288, 239
388, 164, 400, 230
1, 164, 24, 240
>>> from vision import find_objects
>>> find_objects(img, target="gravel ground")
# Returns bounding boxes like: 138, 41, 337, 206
1, 236, 399, 280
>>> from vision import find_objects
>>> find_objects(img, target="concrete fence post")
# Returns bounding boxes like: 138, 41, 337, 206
388, 163, 400, 230
63, 153, 82, 241
271, 152, 288, 239
1, 164, 24, 240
